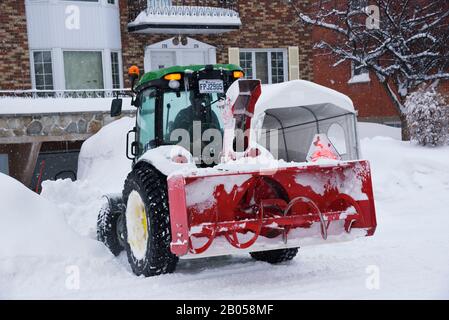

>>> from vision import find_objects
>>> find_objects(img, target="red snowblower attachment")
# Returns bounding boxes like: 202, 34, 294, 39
169, 162, 376, 257
168, 80, 377, 258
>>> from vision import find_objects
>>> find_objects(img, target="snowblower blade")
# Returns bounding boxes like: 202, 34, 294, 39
168, 160, 376, 257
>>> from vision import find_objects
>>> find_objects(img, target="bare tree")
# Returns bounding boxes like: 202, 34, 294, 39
288, 0, 449, 140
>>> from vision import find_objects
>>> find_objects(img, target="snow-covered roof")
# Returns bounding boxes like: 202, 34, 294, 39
129, 6, 241, 34
255, 80, 355, 116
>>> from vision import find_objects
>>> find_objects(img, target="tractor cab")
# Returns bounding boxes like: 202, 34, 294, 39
112, 64, 244, 166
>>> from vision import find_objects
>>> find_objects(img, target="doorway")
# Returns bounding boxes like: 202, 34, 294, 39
144, 37, 217, 72
31, 141, 83, 193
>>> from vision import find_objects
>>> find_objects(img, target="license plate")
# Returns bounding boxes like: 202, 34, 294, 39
198, 79, 224, 94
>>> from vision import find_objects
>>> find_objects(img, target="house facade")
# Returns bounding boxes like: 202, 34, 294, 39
0, 0, 402, 189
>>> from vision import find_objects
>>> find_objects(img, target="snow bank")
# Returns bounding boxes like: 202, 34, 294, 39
77, 116, 134, 193
358, 122, 401, 140
362, 137, 449, 201
0, 173, 122, 299
7, 120, 448, 299
40, 117, 135, 239
0, 173, 102, 258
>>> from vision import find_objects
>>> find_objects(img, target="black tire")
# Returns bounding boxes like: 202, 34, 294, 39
250, 248, 299, 264
122, 163, 178, 277
97, 195, 126, 257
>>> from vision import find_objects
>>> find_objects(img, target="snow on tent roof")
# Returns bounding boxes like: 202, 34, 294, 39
255, 80, 355, 117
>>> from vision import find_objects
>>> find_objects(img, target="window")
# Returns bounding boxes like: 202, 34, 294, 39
239, 49, 288, 84
163, 91, 224, 144
352, 60, 368, 77
137, 89, 157, 153
350, 0, 368, 10
148, 0, 172, 7
111, 52, 121, 89
271, 51, 285, 84
33, 51, 54, 90
349, 49, 370, 83
63, 51, 104, 90
239, 52, 253, 79
0, 154, 8, 175
349, 60, 370, 84
327, 123, 347, 156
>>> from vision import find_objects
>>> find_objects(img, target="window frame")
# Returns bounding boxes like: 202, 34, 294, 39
31, 50, 55, 91
349, 59, 371, 84
62, 49, 105, 90
239, 49, 288, 84
351, 60, 369, 77
111, 51, 122, 89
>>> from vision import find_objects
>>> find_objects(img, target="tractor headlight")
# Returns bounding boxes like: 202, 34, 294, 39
169, 80, 180, 90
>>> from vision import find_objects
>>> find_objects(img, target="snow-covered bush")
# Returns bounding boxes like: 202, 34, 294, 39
405, 88, 449, 147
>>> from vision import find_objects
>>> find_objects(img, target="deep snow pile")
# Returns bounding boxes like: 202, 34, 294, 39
77, 116, 134, 193
0, 173, 115, 299
0, 173, 92, 257
2, 119, 449, 299
41, 117, 134, 238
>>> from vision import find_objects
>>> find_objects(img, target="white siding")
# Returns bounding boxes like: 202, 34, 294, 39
26, 0, 121, 50
25, 0, 123, 90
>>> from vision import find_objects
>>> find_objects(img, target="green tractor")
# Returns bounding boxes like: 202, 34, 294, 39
97, 64, 249, 277
97, 64, 377, 278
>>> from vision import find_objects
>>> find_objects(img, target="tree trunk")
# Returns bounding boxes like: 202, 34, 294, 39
400, 113, 410, 141
379, 80, 410, 141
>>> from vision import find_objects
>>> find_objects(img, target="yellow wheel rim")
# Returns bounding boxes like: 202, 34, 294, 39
126, 191, 149, 260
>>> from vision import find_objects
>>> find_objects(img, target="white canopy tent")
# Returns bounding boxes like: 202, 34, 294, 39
249, 80, 360, 162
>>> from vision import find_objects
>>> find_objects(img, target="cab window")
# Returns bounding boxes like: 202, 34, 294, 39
163, 90, 224, 144
137, 88, 156, 152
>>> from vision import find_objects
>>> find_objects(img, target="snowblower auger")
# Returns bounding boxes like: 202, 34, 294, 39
169, 160, 376, 258
97, 64, 377, 277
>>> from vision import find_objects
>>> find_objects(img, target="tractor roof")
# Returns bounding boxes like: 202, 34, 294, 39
138, 64, 243, 86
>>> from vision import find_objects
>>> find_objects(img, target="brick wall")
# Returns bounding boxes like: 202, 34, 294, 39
119, 0, 314, 87
312, 21, 400, 122
0, 1, 31, 90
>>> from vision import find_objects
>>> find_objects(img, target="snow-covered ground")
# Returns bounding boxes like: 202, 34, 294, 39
1, 120, 448, 299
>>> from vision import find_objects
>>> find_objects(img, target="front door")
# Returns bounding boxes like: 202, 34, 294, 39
181, 51, 207, 66
151, 51, 176, 70
144, 37, 217, 72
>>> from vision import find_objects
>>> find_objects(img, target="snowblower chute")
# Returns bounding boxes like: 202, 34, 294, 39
97, 64, 377, 277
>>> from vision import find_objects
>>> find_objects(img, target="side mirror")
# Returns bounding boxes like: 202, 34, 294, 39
111, 98, 123, 117
126, 127, 138, 160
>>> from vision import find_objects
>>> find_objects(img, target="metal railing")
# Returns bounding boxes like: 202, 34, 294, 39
128, 0, 240, 22
0, 89, 132, 99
